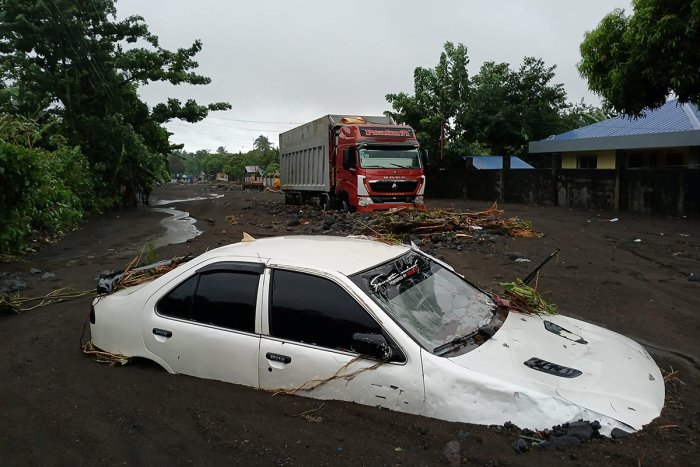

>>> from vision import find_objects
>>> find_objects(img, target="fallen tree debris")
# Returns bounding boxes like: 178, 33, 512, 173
268, 356, 386, 395
0, 287, 92, 314
96, 254, 191, 293
496, 279, 557, 315
354, 203, 542, 244
80, 339, 130, 366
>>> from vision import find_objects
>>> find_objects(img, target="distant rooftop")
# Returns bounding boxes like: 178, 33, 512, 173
530, 99, 700, 153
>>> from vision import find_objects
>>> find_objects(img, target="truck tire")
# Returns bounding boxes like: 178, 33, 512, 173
341, 195, 355, 213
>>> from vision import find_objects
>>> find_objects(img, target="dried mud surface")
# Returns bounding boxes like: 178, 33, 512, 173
1, 182, 698, 466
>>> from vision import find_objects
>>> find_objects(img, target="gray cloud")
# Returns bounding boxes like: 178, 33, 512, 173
116, 0, 632, 152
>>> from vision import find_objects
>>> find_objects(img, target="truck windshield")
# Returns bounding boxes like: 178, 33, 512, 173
359, 146, 421, 169
350, 252, 495, 354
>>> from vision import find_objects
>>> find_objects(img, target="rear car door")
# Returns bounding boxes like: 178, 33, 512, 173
258, 268, 425, 414
142, 261, 264, 387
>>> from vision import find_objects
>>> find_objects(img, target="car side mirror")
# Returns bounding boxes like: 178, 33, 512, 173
351, 332, 392, 360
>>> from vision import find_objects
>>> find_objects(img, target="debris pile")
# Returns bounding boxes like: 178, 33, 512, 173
504, 420, 608, 453
354, 204, 542, 244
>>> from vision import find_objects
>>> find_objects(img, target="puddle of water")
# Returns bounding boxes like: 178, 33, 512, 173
151, 207, 202, 248
152, 193, 224, 206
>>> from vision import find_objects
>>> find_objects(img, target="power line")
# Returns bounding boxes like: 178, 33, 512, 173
207, 116, 302, 125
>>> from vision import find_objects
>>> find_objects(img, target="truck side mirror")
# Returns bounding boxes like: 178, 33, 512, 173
343, 147, 357, 170
420, 149, 429, 168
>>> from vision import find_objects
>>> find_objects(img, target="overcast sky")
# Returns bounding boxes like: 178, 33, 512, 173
116, 0, 632, 153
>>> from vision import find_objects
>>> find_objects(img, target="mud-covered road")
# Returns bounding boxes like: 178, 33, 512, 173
1, 182, 698, 466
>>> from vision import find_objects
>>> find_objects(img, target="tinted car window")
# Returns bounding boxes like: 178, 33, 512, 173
191, 271, 259, 333
156, 270, 260, 333
157, 275, 198, 319
269, 270, 382, 351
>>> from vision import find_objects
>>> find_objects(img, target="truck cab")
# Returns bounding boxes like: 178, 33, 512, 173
335, 124, 425, 212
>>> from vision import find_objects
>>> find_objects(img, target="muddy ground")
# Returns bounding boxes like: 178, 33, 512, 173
1, 182, 698, 466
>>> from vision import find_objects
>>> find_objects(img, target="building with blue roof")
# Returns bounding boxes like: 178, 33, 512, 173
529, 99, 700, 169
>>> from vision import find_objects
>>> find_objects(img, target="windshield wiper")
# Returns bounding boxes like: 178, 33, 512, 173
433, 325, 495, 356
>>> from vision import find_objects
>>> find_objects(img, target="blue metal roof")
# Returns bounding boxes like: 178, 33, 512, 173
465, 155, 534, 169
549, 99, 700, 141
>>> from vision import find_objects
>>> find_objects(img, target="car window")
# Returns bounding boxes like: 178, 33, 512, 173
191, 271, 259, 333
156, 270, 260, 333
157, 275, 198, 319
269, 269, 389, 352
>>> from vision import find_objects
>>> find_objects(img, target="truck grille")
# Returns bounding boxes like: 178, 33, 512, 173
369, 180, 418, 193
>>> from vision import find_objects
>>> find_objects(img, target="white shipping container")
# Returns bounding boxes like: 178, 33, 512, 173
279, 114, 395, 192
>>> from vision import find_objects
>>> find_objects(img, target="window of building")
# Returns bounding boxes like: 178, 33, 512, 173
269, 270, 395, 357
157, 269, 260, 333
576, 155, 597, 168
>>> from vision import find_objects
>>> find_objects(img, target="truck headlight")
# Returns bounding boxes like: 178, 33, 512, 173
414, 196, 424, 204
358, 197, 372, 207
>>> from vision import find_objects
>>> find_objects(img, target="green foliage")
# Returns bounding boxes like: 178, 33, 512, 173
141, 241, 157, 265
0, 134, 91, 253
387, 43, 607, 163
578, 0, 700, 115
0, 0, 230, 203
386, 42, 470, 162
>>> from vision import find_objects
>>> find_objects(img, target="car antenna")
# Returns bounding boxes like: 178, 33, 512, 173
523, 248, 560, 285
242, 232, 256, 242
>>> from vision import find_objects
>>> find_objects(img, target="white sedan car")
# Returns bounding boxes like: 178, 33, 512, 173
90, 235, 664, 435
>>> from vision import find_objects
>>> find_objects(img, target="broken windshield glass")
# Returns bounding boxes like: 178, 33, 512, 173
351, 252, 495, 355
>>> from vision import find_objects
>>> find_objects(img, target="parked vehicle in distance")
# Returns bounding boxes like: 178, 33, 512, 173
89, 236, 664, 435
279, 115, 426, 212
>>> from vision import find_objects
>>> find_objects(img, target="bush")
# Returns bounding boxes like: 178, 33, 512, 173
0, 142, 92, 253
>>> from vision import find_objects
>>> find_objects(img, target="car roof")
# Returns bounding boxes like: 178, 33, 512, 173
199, 235, 410, 275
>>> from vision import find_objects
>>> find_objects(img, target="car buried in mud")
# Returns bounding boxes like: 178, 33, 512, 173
89, 235, 664, 435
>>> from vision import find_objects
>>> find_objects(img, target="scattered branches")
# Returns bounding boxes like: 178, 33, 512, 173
0, 287, 92, 313
81, 339, 130, 366
355, 203, 541, 244
269, 356, 386, 395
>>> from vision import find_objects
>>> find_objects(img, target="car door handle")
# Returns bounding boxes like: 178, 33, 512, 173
153, 328, 173, 338
266, 352, 291, 364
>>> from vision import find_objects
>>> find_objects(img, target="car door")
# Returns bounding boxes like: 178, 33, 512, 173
142, 261, 264, 388
258, 267, 425, 415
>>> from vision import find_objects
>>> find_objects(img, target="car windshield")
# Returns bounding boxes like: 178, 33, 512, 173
351, 251, 495, 354
359, 146, 421, 169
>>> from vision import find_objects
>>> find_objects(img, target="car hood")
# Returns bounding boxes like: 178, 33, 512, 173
447, 312, 665, 431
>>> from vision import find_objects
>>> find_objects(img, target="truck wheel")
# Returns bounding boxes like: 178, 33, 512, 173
341, 196, 355, 213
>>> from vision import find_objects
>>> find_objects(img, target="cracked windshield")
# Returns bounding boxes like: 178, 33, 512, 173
359, 146, 421, 169
352, 252, 494, 353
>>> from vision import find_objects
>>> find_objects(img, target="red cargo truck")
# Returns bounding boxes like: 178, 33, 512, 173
279, 114, 426, 212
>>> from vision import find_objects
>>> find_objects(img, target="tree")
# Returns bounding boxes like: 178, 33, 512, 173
0, 0, 230, 205
253, 135, 273, 152
456, 57, 569, 157
578, 0, 700, 116
386, 42, 470, 162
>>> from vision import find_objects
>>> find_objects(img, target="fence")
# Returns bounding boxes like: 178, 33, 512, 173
426, 168, 700, 215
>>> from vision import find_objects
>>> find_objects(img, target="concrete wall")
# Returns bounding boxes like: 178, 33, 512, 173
426, 168, 700, 215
